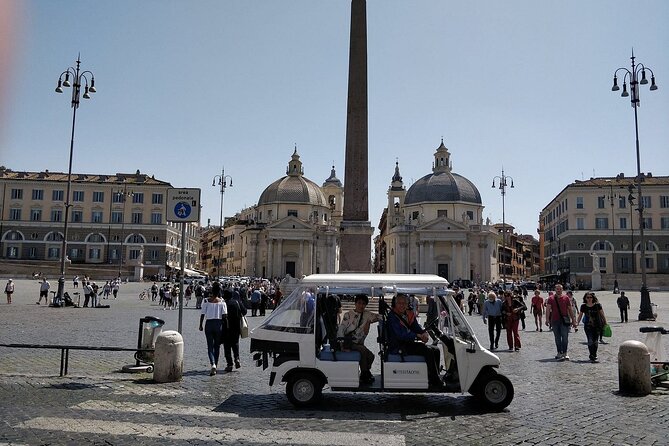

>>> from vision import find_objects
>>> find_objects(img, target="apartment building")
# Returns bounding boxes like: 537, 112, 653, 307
0, 167, 200, 279
540, 174, 669, 289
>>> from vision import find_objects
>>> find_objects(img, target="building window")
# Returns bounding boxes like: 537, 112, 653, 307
71, 210, 83, 222
132, 212, 143, 224
661, 217, 669, 230
576, 257, 585, 268
466, 211, 474, 220
30, 209, 42, 221
595, 217, 608, 229
51, 209, 63, 222
109, 249, 119, 260
575, 197, 584, 209
152, 236, 160, 242
88, 248, 102, 260
619, 196, 627, 208
88, 234, 104, 243
52, 190, 64, 201
32, 189, 44, 200
576, 218, 585, 230
577, 242, 585, 249
661, 196, 669, 208
597, 196, 605, 209
9, 209, 21, 220
11, 188, 23, 200
47, 247, 60, 259
151, 213, 162, 224
412, 211, 419, 220
91, 211, 103, 223
73, 191, 84, 202
641, 196, 651, 209
7, 231, 23, 240
437, 210, 448, 218
643, 217, 652, 229
149, 249, 160, 261
132, 193, 144, 204
129, 234, 144, 243
287, 210, 298, 217
113, 192, 124, 203
69, 248, 82, 259
93, 191, 104, 202
152, 193, 163, 204
129, 249, 141, 260
111, 211, 123, 223
619, 217, 627, 229
645, 257, 654, 269
28, 247, 37, 258
46, 232, 62, 241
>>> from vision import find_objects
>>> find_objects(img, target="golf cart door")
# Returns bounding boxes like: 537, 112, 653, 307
446, 296, 482, 392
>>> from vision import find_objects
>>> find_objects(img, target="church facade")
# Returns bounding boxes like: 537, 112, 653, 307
375, 141, 498, 283
221, 150, 344, 278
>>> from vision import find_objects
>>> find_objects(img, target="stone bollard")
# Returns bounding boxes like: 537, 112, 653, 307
153, 330, 184, 383
618, 340, 651, 395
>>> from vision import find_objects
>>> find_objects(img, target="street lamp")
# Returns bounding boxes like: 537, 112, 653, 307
492, 169, 514, 283
54, 56, 96, 305
212, 168, 232, 280
611, 50, 658, 320
601, 179, 620, 287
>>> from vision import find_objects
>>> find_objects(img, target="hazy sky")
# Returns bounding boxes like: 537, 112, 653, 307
2, 0, 668, 239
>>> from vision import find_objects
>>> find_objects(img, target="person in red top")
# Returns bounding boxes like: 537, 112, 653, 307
530, 290, 544, 332
545, 284, 576, 361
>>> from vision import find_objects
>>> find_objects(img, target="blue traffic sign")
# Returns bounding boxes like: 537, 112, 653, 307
174, 202, 192, 219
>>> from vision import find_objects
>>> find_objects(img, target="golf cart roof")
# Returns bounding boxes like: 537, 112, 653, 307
299, 273, 449, 294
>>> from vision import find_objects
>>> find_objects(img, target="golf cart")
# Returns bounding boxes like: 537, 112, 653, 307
250, 274, 514, 411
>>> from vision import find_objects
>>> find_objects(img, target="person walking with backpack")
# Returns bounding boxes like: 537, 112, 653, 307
222, 289, 247, 372
545, 284, 576, 361
5, 279, 14, 304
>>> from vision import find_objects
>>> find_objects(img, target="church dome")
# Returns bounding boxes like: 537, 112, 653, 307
257, 148, 327, 207
403, 140, 482, 205
404, 171, 482, 205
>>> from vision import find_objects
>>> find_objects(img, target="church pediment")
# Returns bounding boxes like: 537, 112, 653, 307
418, 217, 468, 232
267, 216, 313, 230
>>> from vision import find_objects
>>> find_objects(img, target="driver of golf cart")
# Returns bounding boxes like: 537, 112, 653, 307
387, 293, 442, 388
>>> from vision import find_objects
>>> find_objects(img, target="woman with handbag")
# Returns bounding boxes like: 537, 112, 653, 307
576, 292, 608, 363
222, 288, 247, 372
199, 281, 227, 376
502, 291, 526, 351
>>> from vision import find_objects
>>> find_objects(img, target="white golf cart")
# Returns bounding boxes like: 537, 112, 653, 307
250, 274, 514, 411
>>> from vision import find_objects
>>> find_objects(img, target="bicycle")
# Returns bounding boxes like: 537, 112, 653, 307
640, 326, 669, 388
138, 290, 149, 300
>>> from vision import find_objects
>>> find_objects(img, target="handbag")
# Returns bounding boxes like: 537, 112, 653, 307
553, 295, 571, 326
240, 315, 249, 338
602, 324, 612, 338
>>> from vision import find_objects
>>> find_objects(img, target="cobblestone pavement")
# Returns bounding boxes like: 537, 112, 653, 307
1, 279, 668, 445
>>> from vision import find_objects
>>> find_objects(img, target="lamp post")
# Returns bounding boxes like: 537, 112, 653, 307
212, 168, 232, 280
601, 180, 619, 285
611, 50, 658, 320
115, 186, 134, 279
54, 56, 96, 304
492, 169, 514, 283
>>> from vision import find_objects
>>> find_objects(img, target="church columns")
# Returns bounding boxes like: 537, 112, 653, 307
267, 238, 273, 278
451, 243, 458, 279
416, 241, 422, 273
299, 240, 305, 277
429, 241, 435, 274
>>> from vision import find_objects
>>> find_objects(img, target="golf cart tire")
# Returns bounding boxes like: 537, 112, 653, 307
286, 371, 324, 407
476, 372, 514, 411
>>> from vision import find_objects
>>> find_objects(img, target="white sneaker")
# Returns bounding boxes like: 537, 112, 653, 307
210, 365, 217, 376
563, 354, 570, 361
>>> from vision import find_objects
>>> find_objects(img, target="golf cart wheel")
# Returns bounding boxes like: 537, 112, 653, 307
286, 372, 323, 407
478, 373, 514, 411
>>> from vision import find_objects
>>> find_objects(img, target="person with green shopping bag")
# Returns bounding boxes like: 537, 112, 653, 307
576, 292, 608, 363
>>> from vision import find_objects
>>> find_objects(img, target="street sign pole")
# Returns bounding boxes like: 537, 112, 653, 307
165, 188, 201, 335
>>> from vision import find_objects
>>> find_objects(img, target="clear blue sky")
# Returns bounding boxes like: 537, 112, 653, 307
2, 0, 668, 238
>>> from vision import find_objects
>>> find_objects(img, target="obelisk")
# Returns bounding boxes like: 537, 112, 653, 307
340, 0, 373, 272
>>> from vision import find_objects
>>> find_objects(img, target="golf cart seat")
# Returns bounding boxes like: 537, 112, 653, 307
319, 345, 361, 361
386, 354, 425, 363
377, 320, 427, 363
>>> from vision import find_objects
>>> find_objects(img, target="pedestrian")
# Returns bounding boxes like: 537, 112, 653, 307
617, 291, 630, 323
198, 281, 227, 376
477, 289, 486, 314
195, 281, 205, 309
530, 290, 544, 331
516, 289, 527, 330
5, 279, 14, 304
482, 291, 503, 351
82, 282, 93, 307
185, 284, 192, 306
250, 288, 261, 316
91, 282, 99, 308
112, 280, 119, 298
37, 278, 50, 305
222, 289, 246, 372
102, 281, 111, 299
545, 284, 576, 361
467, 290, 476, 316
576, 292, 608, 362
502, 291, 525, 351
259, 287, 268, 316
73, 275, 79, 289
150, 282, 158, 301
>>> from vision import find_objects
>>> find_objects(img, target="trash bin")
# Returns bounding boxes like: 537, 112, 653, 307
135, 316, 165, 365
